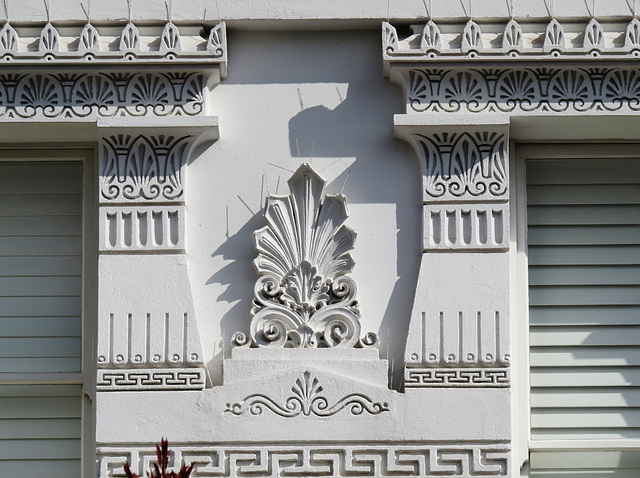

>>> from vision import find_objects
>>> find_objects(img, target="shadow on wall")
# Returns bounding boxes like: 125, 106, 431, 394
207, 29, 420, 390
284, 38, 420, 388
206, 210, 263, 355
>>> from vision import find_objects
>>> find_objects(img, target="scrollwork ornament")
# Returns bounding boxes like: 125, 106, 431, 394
231, 331, 250, 348
226, 371, 389, 417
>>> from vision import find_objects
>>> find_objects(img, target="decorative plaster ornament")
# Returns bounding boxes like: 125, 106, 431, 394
502, 19, 523, 51
0, 22, 18, 52
120, 22, 140, 53
100, 134, 193, 202
382, 21, 399, 54
79, 22, 100, 53
38, 23, 59, 53
225, 371, 389, 417
160, 22, 181, 53
207, 22, 226, 57
421, 20, 441, 52
233, 164, 378, 349
625, 17, 640, 48
99, 443, 510, 477
584, 18, 605, 50
462, 20, 483, 53
543, 18, 565, 52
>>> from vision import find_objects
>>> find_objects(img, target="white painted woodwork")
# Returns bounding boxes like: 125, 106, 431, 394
0, 384, 81, 477
528, 156, 640, 476
0, 161, 82, 477
0, 162, 83, 374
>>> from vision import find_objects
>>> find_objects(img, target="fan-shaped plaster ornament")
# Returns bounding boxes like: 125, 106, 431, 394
233, 164, 378, 349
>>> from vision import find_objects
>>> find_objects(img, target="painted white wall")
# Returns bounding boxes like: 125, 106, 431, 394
187, 29, 421, 386
6, 0, 637, 25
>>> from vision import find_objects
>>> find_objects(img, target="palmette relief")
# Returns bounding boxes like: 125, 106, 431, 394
233, 164, 378, 349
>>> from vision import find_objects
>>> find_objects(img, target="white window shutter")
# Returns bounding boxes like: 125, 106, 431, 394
527, 157, 640, 475
0, 161, 82, 477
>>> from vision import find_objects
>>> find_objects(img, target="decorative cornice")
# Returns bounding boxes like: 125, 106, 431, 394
0, 21, 226, 71
98, 442, 510, 477
233, 164, 378, 349
383, 18, 640, 64
225, 371, 389, 417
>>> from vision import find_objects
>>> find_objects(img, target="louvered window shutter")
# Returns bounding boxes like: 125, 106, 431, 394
0, 161, 82, 477
527, 157, 640, 475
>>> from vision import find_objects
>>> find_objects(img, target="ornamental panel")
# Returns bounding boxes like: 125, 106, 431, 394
97, 443, 511, 477
233, 164, 378, 349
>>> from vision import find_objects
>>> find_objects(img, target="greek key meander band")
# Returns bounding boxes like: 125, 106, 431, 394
404, 368, 510, 388
97, 443, 510, 477
97, 369, 206, 391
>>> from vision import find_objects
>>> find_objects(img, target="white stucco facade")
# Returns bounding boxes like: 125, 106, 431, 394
0, 1, 639, 477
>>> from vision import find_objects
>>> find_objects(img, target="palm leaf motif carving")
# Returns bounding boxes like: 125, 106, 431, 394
233, 164, 378, 349
462, 20, 483, 52
421, 20, 441, 51
502, 19, 523, 50
544, 19, 565, 51
100, 134, 190, 201
625, 18, 640, 48
382, 22, 399, 54
39, 23, 59, 53
419, 132, 507, 198
79, 23, 100, 53
120, 22, 140, 52
207, 22, 226, 58
160, 22, 181, 53
0, 23, 18, 52
584, 18, 605, 49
